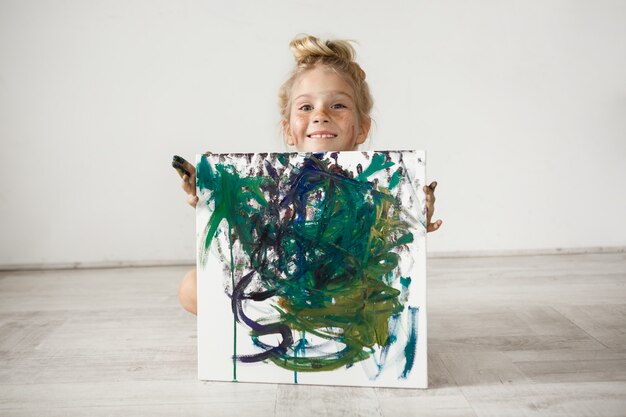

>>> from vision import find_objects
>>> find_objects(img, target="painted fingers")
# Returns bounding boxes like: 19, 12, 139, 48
173, 155, 198, 208
423, 181, 443, 233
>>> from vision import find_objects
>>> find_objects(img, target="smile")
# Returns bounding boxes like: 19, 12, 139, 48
307, 133, 337, 139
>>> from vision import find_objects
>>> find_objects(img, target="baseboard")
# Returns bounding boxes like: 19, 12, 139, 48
1, 246, 624, 271
0, 259, 195, 272
429, 246, 626, 258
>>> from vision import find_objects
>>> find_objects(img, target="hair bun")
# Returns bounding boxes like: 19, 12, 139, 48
290, 35, 356, 64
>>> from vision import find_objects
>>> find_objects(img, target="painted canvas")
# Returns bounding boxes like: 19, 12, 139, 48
196, 151, 427, 388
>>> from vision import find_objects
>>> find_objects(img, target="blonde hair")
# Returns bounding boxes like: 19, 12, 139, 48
278, 35, 373, 127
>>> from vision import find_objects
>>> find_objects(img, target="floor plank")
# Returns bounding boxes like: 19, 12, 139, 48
275, 384, 382, 417
554, 304, 626, 348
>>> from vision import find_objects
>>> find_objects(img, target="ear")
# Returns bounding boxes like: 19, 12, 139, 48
282, 119, 295, 146
355, 116, 372, 145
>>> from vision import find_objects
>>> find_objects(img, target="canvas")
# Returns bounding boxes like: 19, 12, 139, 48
196, 151, 427, 388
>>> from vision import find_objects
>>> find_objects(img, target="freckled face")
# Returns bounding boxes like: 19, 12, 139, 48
283, 66, 370, 152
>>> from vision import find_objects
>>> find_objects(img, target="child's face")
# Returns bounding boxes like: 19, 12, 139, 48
283, 65, 370, 152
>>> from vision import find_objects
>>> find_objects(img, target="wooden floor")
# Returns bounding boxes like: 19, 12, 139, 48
1, 252, 625, 416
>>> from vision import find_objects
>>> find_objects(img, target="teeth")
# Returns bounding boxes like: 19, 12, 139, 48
309, 134, 336, 138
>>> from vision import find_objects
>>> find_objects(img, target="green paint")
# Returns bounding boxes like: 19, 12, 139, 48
401, 307, 419, 378
388, 169, 402, 190
277, 153, 290, 167
293, 331, 307, 383
196, 156, 268, 267
356, 152, 395, 182
400, 276, 412, 289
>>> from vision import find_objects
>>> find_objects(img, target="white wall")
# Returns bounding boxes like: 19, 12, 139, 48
1, 0, 625, 266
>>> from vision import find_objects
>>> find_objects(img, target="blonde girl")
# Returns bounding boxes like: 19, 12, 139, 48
177, 35, 442, 315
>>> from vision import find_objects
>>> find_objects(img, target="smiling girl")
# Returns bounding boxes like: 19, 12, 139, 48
177, 34, 442, 315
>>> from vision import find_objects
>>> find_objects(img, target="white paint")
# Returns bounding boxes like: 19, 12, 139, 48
1, 1, 625, 265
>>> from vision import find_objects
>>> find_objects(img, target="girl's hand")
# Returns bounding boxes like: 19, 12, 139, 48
180, 163, 198, 208
423, 181, 443, 233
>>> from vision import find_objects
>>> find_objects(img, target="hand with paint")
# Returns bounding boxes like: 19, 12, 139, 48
172, 155, 198, 208
423, 181, 442, 233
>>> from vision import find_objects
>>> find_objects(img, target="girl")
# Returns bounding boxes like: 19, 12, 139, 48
177, 35, 442, 315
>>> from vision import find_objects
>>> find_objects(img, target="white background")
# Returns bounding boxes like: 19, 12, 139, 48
1, 0, 625, 266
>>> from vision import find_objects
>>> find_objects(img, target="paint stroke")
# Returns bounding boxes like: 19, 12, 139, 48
401, 306, 419, 379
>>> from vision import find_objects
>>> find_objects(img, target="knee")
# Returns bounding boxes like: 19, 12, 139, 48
178, 269, 197, 315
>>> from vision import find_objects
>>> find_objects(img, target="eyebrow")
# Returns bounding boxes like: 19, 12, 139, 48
293, 91, 353, 101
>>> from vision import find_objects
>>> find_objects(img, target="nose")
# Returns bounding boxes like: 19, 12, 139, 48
313, 108, 329, 123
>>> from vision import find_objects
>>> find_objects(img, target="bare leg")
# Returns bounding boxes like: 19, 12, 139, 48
178, 268, 197, 315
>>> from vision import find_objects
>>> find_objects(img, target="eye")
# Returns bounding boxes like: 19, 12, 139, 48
298, 104, 313, 111
331, 103, 347, 109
